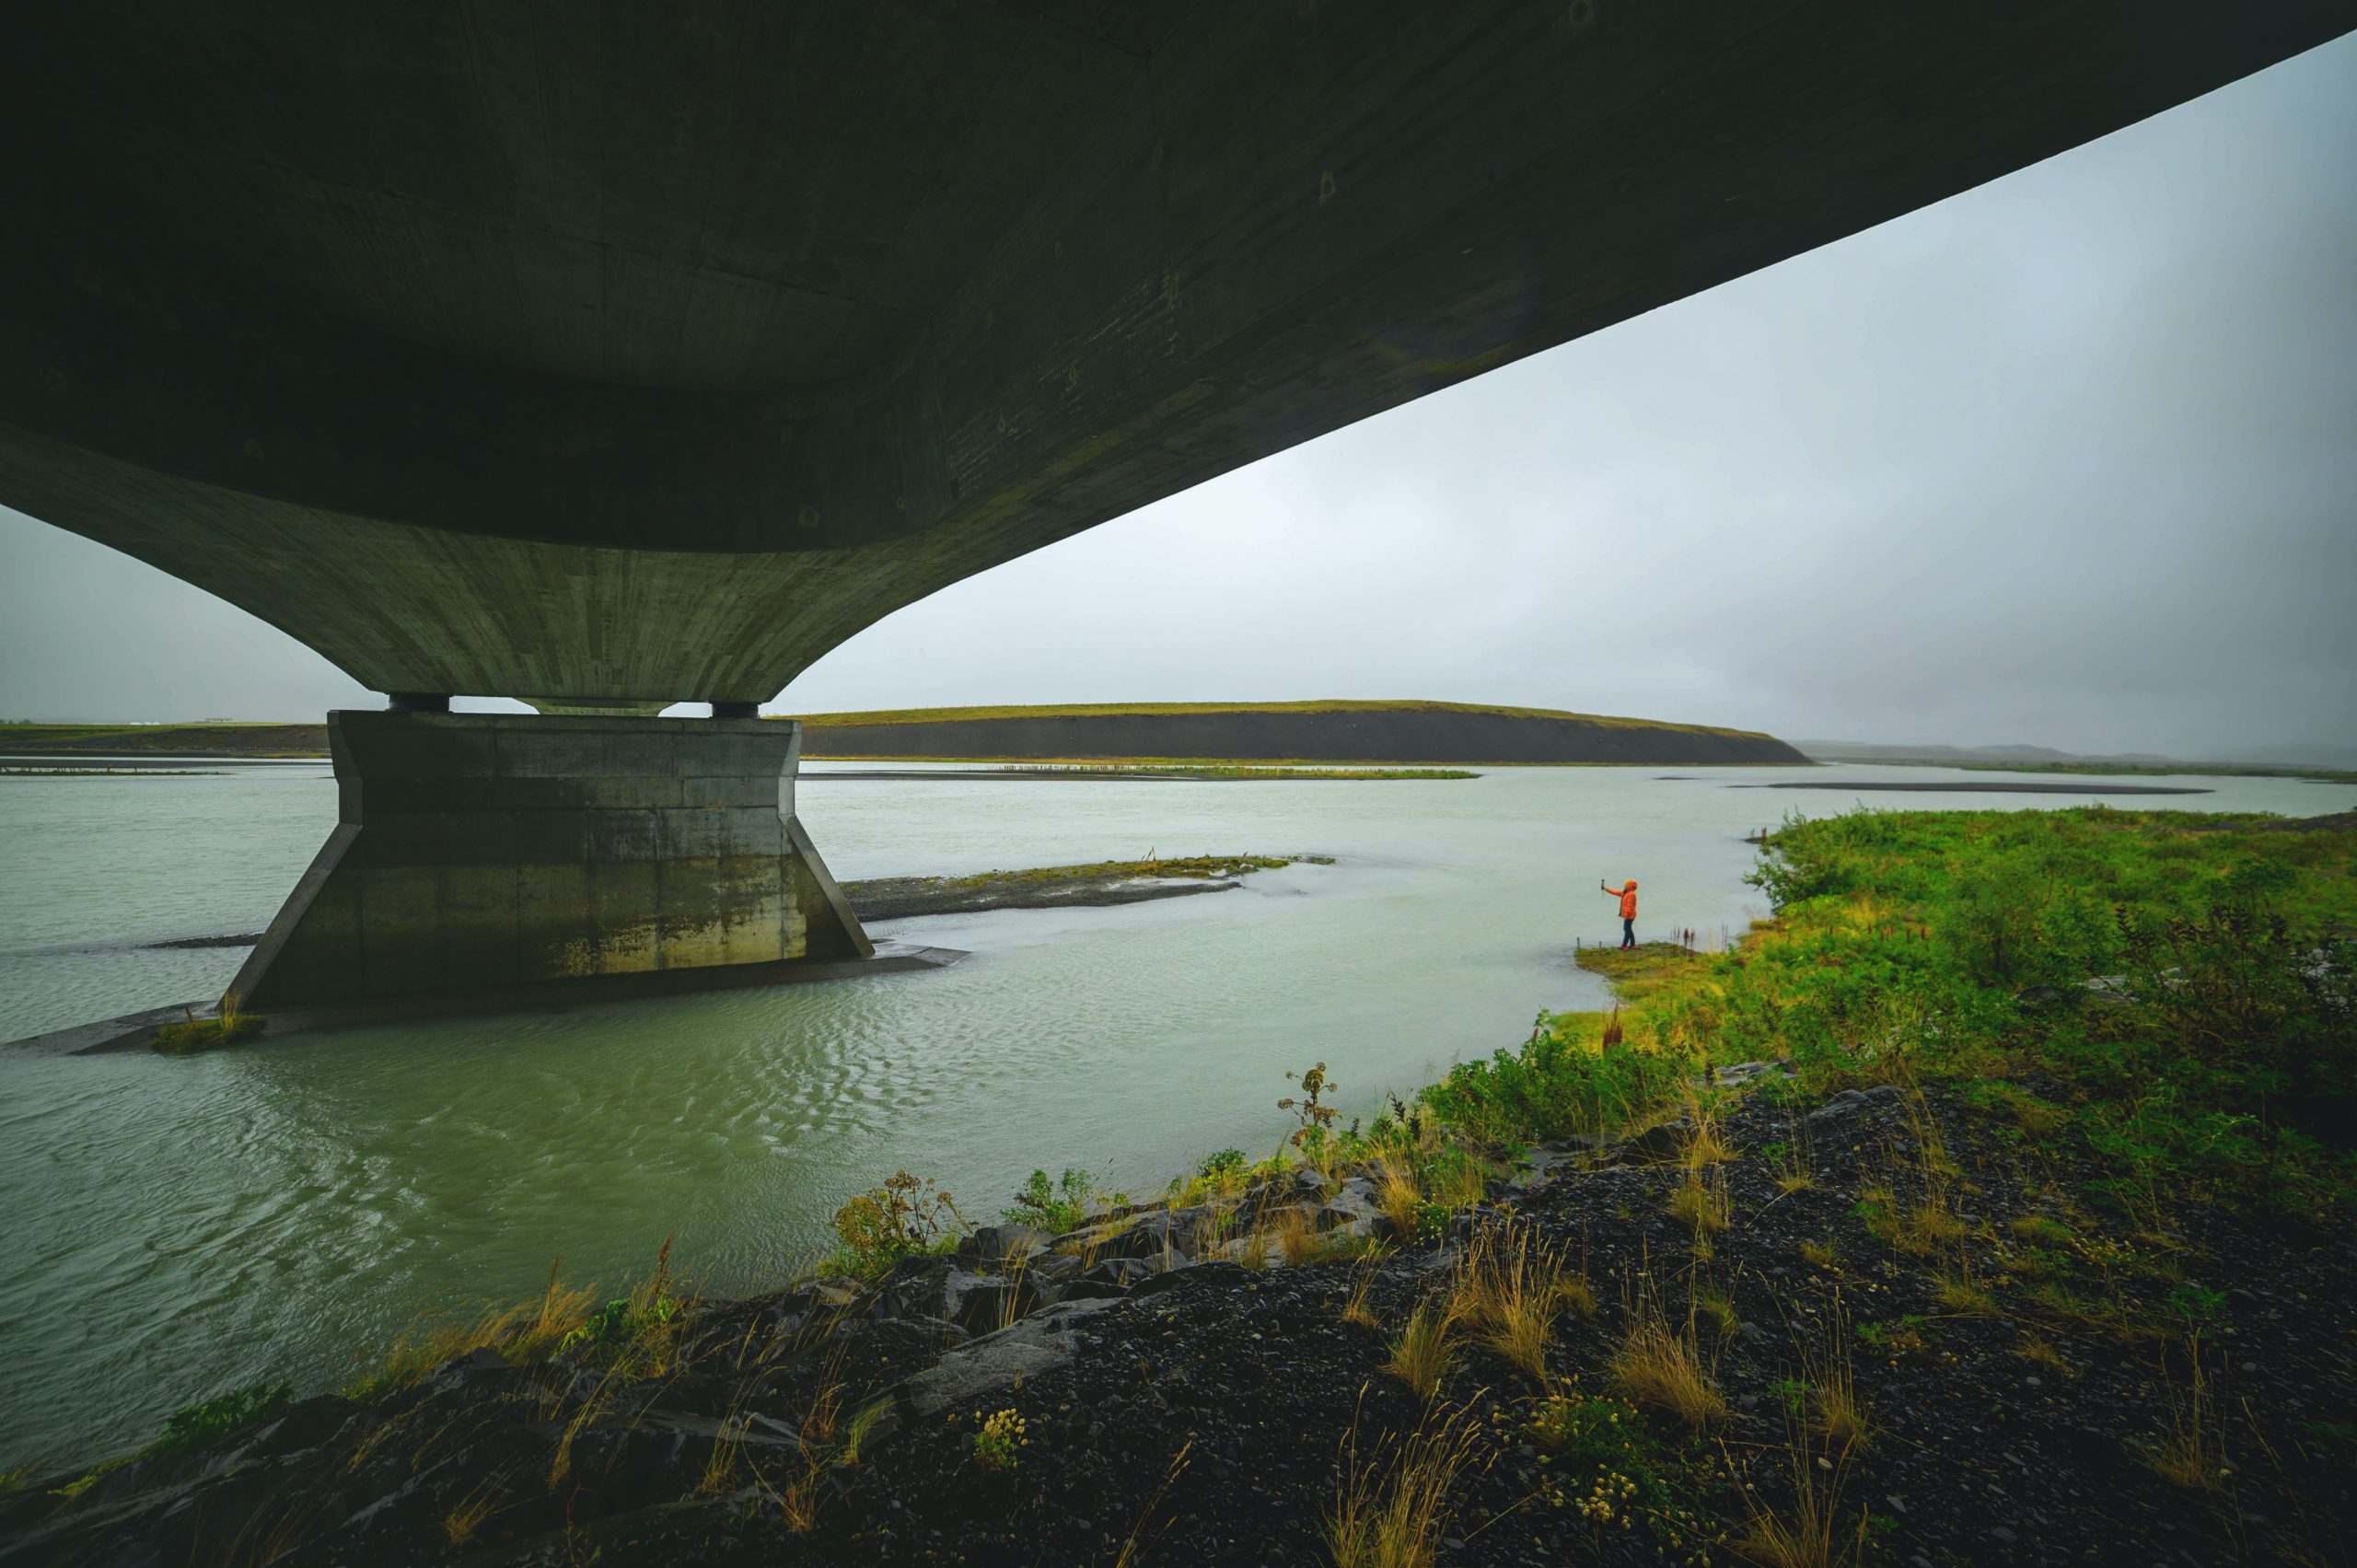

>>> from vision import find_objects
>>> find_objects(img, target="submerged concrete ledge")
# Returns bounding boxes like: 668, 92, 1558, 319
2, 943, 967, 1057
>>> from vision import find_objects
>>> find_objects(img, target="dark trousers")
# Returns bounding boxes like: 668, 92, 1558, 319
1621, 917, 1635, 949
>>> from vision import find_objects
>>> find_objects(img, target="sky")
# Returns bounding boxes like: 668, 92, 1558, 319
3, 36, 2351, 759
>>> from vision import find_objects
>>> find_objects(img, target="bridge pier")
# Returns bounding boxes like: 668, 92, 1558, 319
231, 712, 871, 1016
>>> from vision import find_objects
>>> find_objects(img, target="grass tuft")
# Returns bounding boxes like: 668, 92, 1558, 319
1384, 1305, 1455, 1404
1668, 1169, 1730, 1236
1327, 1406, 1482, 1568
1610, 1286, 1725, 1431
346, 1258, 598, 1401
1447, 1224, 1573, 1379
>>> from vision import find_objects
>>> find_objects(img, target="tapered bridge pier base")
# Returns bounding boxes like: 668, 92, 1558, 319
232, 712, 872, 1016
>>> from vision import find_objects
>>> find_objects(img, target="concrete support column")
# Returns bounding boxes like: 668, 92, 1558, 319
231, 712, 871, 1016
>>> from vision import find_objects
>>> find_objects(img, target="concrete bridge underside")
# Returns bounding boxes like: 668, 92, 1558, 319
4, 1, 2350, 1015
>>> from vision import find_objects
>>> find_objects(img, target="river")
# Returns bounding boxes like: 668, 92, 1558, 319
0, 759, 2344, 1469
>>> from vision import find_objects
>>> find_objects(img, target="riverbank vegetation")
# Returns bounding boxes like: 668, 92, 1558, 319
12, 807, 2351, 1565
1492, 807, 2356, 1214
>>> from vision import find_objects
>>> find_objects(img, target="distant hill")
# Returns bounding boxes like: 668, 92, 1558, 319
1796, 739, 2175, 766
793, 701, 1809, 765
1799, 737, 2357, 774
0, 722, 328, 757
2, 703, 1811, 766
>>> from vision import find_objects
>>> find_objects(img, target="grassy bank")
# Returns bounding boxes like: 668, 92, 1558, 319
1434, 807, 2354, 1210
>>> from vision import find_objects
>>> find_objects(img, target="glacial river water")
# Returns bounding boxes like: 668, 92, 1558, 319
0, 759, 2345, 1469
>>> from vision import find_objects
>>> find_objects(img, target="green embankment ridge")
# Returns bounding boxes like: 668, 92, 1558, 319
789, 699, 1807, 765
0, 722, 327, 757
791, 697, 1781, 739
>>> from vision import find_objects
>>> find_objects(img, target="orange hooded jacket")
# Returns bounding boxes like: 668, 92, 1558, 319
1608, 880, 1638, 919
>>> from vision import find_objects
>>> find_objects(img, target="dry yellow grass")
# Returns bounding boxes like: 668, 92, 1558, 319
1446, 1223, 1590, 1378
441, 1469, 511, 1548
1376, 1160, 1422, 1241
1798, 1240, 1838, 1271
1810, 1366, 1869, 1451
1271, 1207, 1319, 1267
1112, 1439, 1195, 1568
1341, 1270, 1382, 1330
1791, 1296, 1871, 1451
2141, 1338, 2224, 1490
1896, 1195, 1967, 1256
1734, 1441, 1869, 1568
1327, 1407, 1482, 1568
837, 1398, 890, 1467
1679, 1090, 1735, 1167
1694, 1282, 1739, 1341
1898, 1091, 1960, 1179
2014, 1331, 2072, 1376
1385, 1305, 1455, 1404
2008, 1214, 2073, 1247
988, 1256, 1033, 1332
1933, 1265, 1997, 1317
1609, 1291, 1724, 1431
1667, 1170, 1730, 1236
1770, 1121, 1816, 1193
346, 1258, 598, 1400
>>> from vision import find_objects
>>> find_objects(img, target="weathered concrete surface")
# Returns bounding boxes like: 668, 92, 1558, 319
230, 714, 871, 1011
4, 3, 2350, 707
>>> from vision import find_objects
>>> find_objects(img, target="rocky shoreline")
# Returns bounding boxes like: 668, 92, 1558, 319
8, 1073, 2347, 1567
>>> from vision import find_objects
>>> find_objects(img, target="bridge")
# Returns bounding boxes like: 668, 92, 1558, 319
4, 2, 2347, 1016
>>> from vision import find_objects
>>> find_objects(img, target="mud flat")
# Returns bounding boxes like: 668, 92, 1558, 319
846, 854, 1320, 922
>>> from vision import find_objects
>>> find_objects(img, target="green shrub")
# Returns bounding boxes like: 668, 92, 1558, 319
1199, 1148, 1247, 1179
2117, 881, 2354, 1143
1423, 1031, 1691, 1145
1004, 1167, 1095, 1231
829, 1171, 967, 1278
1520, 1392, 1701, 1545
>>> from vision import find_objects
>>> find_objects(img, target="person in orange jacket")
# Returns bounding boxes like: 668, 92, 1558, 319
1601, 877, 1638, 949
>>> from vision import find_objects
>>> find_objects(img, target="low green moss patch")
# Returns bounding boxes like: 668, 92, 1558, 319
152, 1011, 264, 1054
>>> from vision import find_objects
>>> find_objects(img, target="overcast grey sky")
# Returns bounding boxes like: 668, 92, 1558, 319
4, 35, 2351, 757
